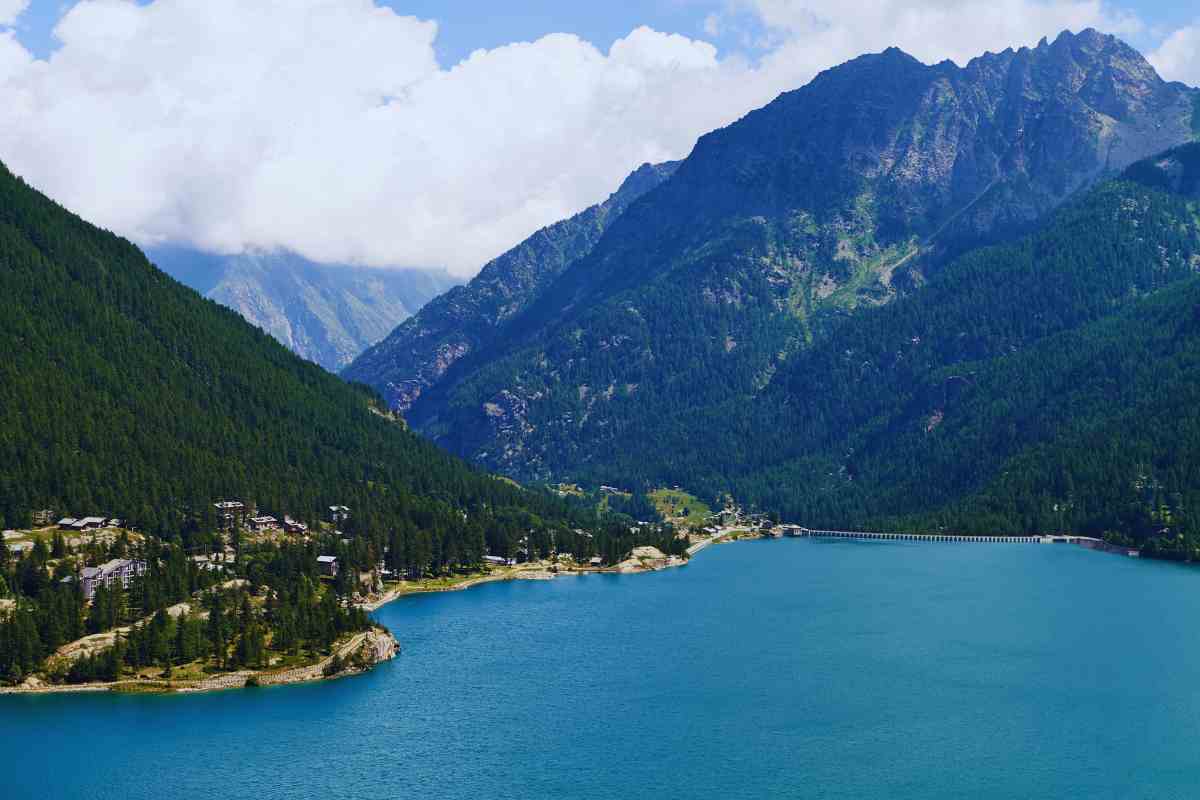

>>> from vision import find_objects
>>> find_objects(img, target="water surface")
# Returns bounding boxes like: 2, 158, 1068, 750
6, 539, 1199, 799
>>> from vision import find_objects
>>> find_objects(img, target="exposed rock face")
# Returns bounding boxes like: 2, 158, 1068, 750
353, 627, 400, 668
151, 247, 455, 371
341, 160, 680, 410
615, 546, 684, 572
381, 30, 1198, 483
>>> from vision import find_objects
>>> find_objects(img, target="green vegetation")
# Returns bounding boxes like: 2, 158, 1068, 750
0, 157, 671, 567
0, 157, 687, 686
0, 534, 369, 686
648, 489, 713, 529
414, 145, 1200, 557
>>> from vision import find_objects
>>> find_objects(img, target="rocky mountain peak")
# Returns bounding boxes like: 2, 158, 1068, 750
366, 32, 1198, 482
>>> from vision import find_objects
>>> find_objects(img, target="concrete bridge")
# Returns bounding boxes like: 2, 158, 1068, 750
780, 526, 1044, 543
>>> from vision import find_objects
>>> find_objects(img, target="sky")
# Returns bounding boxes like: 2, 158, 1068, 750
0, 0, 1197, 277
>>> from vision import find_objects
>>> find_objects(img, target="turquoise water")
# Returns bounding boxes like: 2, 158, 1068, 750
5, 538, 1200, 799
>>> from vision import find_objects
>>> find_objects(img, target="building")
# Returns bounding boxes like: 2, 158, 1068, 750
213, 500, 246, 530
76, 517, 107, 530
31, 509, 55, 527
317, 555, 339, 576
283, 516, 308, 534
246, 515, 279, 532
588, 556, 603, 567
483, 555, 515, 566
80, 558, 147, 600
57, 517, 78, 530
328, 505, 351, 524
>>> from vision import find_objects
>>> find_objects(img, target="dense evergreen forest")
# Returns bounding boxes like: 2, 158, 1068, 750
0, 157, 613, 547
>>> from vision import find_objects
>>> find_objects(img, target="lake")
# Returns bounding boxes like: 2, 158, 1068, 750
5, 538, 1200, 799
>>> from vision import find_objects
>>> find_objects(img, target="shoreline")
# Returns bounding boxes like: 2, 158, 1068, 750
358, 546, 699, 612
0, 528, 1142, 697
0, 625, 399, 697
0, 546, 705, 698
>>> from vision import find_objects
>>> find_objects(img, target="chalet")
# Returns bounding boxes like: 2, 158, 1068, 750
483, 555, 515, 566
329, 505, 351, 524
283, 516, 308, 534
588, 556, 603, 567
76, 517, 107, 530
58, 517, 78, 530
80, 558, 147, 600
246, 515, 278, 532
31, 509, 55, 527
107, 518, 123, 528
317, 555, 339, 576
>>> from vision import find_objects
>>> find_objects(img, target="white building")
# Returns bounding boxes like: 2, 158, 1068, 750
80, 558, 147, 600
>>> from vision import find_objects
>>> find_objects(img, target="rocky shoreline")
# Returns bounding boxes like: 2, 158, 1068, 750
0, 626, 399, 696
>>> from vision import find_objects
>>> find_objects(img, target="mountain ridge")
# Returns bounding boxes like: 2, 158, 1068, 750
343, 159, 679, 410
373, 29, 1195, 485
152, 247, 455, 372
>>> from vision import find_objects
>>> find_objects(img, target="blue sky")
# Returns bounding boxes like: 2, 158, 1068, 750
12, 1, 1190, 66
13, 1, 752, 62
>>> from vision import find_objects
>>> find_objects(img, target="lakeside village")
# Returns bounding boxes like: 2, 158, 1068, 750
2, 485, 1144, 694
0, 489, 717, 694
0, 500, 408, 693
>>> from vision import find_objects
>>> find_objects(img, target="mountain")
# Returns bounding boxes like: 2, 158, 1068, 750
342, 160, 679, 410
684, 144, 1200, 542
150, 247, 455, 371
441, 141, 1200, 549
362, 30, 1195, 490
350, 31, 1200, 546
0, 158, 648, 567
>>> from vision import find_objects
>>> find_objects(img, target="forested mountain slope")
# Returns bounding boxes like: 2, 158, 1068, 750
151, 247, 454, 372
467, 144, 1200, 547
394, 30, 1196, 485
343, 160, 678, 411
0, 159, 625, 564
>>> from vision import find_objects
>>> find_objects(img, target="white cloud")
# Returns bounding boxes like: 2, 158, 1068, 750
1148, 23, 1200, 87
0, 0, 1182, 278
728, 0, 1143, 90
0, 0, 27, 26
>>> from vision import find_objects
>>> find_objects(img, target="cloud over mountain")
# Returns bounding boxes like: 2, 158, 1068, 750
0, 0, 1186, 277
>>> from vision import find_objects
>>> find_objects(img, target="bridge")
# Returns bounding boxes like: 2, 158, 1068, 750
778, 526, 1044, 543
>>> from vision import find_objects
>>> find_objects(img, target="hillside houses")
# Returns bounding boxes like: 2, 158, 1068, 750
80, 558, 147, 600
57, 516, 112, 531
213, 500, 247, 530
246, 515, 279, 532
